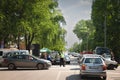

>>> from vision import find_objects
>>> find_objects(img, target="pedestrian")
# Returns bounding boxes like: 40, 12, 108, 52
59, 51, 65, 67
110, 49, 114, 60
41, 52, 47, 59
47, 54, 51, 61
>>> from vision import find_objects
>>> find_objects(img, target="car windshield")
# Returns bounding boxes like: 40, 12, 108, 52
85, 58, 102, 64
96, 48, 110, 55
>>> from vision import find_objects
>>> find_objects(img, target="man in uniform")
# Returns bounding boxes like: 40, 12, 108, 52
59, 51, 65, 67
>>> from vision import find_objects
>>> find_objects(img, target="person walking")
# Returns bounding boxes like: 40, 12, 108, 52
59, 51, 65, 67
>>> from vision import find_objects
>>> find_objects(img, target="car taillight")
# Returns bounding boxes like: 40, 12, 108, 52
103, 65, 107, 70
81, 64, 86, 70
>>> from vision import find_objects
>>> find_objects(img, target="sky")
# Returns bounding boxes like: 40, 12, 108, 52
58, 0, 93, 49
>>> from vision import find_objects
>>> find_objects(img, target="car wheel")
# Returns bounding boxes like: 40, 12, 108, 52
80, 75, 85, 79
67, 61, 70, 64
8, 63, 16, 70
108, 64, 114, 70
80, 74, 85, 79
37, 64, 44, 70
102, 76, 106, 80
115, 64, 118, 68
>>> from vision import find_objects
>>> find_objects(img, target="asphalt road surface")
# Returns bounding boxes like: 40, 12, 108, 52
0, 57, 120, 80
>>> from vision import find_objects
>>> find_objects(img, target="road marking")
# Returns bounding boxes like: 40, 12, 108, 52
56, 69, 80, 80
56, 71, 61, 80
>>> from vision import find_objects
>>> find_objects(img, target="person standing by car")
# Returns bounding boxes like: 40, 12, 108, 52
59, 51, 65, 67
47, 54, 51, 61
110, 49, 115, 60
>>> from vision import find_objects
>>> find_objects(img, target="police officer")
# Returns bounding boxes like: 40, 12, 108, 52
59, 51, 65, 67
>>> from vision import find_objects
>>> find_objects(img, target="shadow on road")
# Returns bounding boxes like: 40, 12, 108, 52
66, 74, 103, 80
0, 68, 48, 71
66, 74, 80, 80
70, 68, 80, 70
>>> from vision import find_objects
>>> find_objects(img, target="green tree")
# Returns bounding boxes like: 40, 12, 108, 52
73, 20, 95, 51
0, 0, 24, 47
0, 0, 66, 51
33, 0, 66, 51
69, 42, 81, 53
92, 0, 120, 61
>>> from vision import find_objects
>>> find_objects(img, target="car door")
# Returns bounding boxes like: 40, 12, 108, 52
24, 55, 37, 67
13, 55, 28, 67
14, 55, 37, 68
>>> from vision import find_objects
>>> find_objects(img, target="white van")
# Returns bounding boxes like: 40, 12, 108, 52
0, 49, 16, 66
0, 49, 29, 66
3, 50, 29, 58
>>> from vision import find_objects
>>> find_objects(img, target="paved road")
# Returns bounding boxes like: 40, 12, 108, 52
0, 65, 120, 80
107, 66, 120, 80
0, 56, 119, 80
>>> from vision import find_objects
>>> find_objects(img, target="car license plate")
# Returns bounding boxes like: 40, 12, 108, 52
89, 66, 98, 69
56, 61, 60, 62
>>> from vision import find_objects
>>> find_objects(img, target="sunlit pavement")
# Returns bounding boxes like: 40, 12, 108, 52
50, 65, 120, 80
107, 66, 120, 80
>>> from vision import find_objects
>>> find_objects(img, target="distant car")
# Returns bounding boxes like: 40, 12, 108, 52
94, 47, 112, 60
0, 54, 52, 70
79, 54, 107, 80
51, 53, 71, 65
71, 53, 80, 57
64, 55, 71, 64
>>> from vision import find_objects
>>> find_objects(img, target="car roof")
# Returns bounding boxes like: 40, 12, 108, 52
15, 54, 30, 56
7, 50, 28, 52
82, 54, 101, 58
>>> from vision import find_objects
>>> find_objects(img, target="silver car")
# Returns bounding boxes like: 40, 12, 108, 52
79, 54, 107, 80
0, 54, 52, 70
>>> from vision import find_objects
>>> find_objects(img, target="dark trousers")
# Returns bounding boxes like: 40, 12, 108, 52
60, 58, 65, 67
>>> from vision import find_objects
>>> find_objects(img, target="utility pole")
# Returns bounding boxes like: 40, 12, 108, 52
104, 15, 107, 47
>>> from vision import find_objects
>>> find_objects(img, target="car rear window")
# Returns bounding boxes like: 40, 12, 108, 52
85, 58, 102, 64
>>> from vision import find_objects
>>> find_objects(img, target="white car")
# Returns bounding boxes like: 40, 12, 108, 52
64, 55, 71, 64
100, 55, 118, 70
79, 54, 107, 80
0, 49, 17, 66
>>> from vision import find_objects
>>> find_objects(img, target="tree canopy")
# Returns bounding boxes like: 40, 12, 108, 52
73, 20, 95, 52
92, 0, 120, 61
0, 0, 66, 51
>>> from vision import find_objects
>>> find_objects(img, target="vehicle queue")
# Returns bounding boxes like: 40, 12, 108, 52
0, 47, 119, 80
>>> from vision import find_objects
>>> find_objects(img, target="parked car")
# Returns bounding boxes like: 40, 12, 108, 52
0, 49, 18, 66
71, 53, 80, 57
0, 49, 8, 66
0, 54, 52, 70
50, 52, 71, 65
99, 55, 118, 70
94, 47, 112, 60
79, 54, 107, 80
64, 55, 70, 64
3, 50, 29, 57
